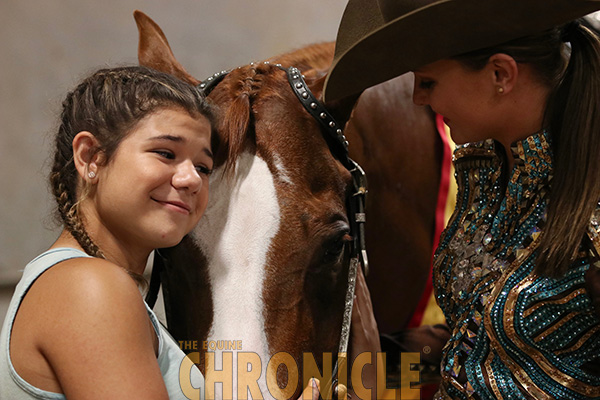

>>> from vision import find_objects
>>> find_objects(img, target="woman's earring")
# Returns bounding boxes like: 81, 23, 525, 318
497, 87, 504, 94
88, 171, 96, 179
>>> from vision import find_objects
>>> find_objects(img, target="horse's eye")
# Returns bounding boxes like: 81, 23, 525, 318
322, 233, 351, 264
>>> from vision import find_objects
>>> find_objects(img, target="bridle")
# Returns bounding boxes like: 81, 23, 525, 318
147, 62, 369, 399
278, 63, 369, 398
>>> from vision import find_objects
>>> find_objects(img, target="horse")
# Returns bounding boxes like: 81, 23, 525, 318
135, 11, 444, 399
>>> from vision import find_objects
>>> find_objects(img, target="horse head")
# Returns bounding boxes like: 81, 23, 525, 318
135, 11, 360, 399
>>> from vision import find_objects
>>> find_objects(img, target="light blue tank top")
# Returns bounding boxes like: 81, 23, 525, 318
0, 248, 204, 399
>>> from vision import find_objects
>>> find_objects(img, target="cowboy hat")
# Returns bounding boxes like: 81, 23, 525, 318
323, 0, 600, 102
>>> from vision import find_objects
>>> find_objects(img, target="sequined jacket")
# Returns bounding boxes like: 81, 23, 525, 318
433, 131, 600, 399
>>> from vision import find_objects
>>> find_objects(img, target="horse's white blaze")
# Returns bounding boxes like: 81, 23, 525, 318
191, 151, 280, 399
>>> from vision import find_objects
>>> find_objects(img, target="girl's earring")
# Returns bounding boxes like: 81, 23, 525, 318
497, 87, 504, 94
88, 171, 96, 179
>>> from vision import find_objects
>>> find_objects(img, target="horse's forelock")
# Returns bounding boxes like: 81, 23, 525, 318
212, 43, 334, 177
211, 66, 257, 175
212, 64, 291, 175
219, 93, 252, 174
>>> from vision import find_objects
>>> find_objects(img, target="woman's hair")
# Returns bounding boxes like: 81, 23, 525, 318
454, 21, 600, 278
50, 65, 218, 263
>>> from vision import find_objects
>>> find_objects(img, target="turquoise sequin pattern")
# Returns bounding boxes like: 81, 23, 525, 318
433, 131, 600, 399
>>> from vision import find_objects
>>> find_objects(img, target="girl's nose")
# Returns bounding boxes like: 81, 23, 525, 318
172, 161, 203, 193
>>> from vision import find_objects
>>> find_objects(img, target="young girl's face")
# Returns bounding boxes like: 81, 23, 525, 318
89, 107, 213, 252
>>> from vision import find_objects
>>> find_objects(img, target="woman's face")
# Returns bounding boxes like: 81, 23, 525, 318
90, 107, 213, 252
413, 58, 501, 144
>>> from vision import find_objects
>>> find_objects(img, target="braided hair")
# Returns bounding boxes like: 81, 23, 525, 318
50, 66, 218, 265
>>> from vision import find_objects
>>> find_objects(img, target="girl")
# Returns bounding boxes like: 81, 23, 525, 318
0, 66, 321, 399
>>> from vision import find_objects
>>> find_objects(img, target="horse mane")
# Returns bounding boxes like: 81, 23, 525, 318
268, 42, 335, 73
213, 42, 335, 175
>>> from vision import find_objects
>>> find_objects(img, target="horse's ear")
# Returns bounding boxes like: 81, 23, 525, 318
134, 10, 200, 86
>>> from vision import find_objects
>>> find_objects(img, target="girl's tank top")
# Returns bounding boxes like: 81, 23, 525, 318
0, 247, 204, 399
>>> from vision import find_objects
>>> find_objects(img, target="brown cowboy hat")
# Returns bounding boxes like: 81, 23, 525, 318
323, 0, 600, 102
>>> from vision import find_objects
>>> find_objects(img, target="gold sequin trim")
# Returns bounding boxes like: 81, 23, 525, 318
533, 312, 577, 343
555, 325, 600, 356
523, 289, 586, 318
485, 252, 600, 397
484, 351, 504, 399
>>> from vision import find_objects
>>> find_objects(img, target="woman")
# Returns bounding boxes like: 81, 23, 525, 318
325, 0, 600, 398
0, 66, 322, 399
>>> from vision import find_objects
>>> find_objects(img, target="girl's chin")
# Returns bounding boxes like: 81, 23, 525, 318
148, 229, 187, 248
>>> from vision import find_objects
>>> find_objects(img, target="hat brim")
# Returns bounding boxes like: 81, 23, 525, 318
323, 0, 600, 102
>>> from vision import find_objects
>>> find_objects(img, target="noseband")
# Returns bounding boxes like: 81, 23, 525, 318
147, 63, 369, 399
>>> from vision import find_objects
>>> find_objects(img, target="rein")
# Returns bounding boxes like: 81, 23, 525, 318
146, 63, 369, 399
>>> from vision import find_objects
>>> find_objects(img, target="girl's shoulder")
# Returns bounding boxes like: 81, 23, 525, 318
43, 254, 135, 284
18, 255, 151, 343
11, 253, 163, 397
36, 255, 142, 307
